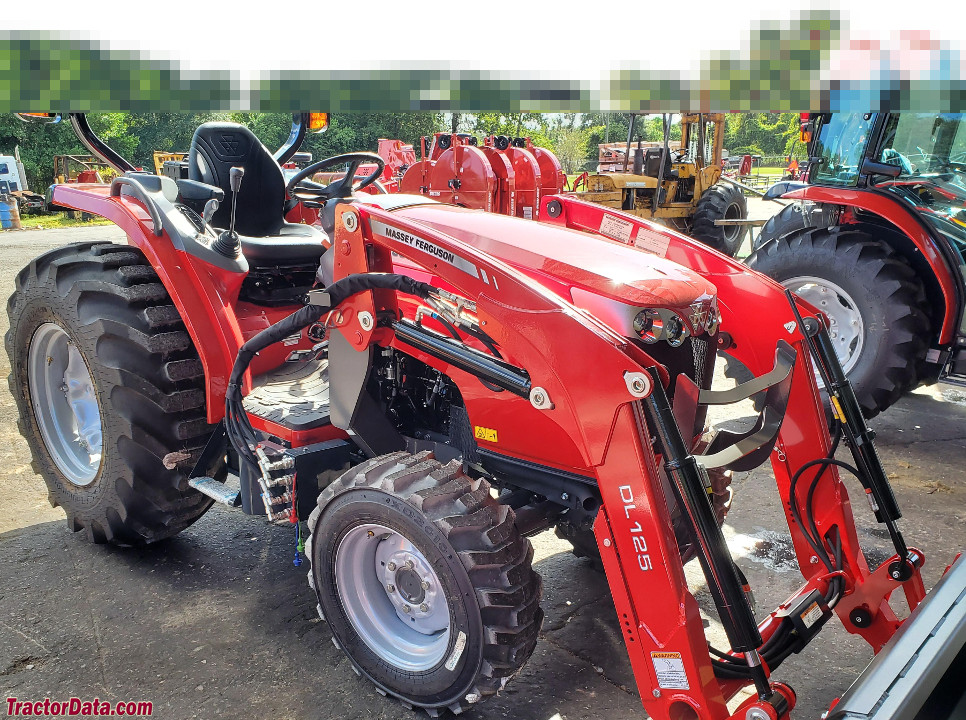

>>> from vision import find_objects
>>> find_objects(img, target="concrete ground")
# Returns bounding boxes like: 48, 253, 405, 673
0, 224, 964, 720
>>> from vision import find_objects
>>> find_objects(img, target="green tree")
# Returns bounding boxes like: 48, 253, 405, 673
723, 112, 805, 159
0, 115, 88, 189
553, 126, 591, 174
466, 113, 554, 148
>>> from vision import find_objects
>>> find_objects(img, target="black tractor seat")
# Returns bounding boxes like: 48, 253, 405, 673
187, 121, 328, 267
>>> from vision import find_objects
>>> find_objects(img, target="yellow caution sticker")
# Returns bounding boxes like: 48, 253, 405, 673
830, 396, 846, 423
651, 651, 690, 690
474, 426, 498, 443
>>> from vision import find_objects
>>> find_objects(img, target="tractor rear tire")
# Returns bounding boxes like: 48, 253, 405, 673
307, 451, 542, 716
746, 226, 930, 418
690, 182, 748, 257
6, 242, 216, 545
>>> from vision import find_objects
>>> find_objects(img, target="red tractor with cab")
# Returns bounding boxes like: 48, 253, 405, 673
750, 112, 966, 418
6, 112, 966, 720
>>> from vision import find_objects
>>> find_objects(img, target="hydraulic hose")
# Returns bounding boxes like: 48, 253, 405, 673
225, 273, 435, 470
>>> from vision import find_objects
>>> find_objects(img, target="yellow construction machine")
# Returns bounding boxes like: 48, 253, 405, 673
570, 113, 748, 256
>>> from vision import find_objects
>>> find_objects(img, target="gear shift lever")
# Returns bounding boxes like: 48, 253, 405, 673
212, 166, 244, 257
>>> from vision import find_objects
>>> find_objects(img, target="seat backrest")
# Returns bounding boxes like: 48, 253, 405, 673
643, 147, 669, 178
188, 122, 285, 237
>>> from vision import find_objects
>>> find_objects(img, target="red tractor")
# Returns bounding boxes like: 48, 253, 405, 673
749, 112, 966, 418
7, 113, 965, 720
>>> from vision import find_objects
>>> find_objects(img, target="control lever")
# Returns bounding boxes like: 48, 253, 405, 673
212, 166, 244, 257
200, 197, 219, 235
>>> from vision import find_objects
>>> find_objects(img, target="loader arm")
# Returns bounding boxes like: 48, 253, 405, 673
527, 194, 945, 717
312, 196, 905, 720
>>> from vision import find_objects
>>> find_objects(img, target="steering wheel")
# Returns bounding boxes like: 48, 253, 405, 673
285, 152, 386, 203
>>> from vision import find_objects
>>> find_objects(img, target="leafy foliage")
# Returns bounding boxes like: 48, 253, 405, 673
0, 111, 805, 191
723, 113, 806, 159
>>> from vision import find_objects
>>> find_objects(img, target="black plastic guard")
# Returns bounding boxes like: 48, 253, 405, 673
674, 340, 797, 472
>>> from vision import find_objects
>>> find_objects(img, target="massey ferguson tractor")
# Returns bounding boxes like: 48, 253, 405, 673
7, 113, 965, 720
749, 112, 966, 418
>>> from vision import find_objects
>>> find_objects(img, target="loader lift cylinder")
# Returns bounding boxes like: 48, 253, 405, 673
790, 294, 914, 578
642, 367, 773, 699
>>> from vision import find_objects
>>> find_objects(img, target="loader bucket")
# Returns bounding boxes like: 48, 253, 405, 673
827, 555, 966, 719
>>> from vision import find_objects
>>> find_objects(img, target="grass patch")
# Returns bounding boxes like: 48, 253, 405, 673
14, 213, 113, 230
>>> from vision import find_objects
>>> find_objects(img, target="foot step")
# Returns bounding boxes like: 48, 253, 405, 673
189, 476, 241, 507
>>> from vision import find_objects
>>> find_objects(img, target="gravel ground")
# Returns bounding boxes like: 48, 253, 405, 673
0, 223, 963, 720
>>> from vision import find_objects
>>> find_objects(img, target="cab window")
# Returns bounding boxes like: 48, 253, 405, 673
812, 114, 873, 186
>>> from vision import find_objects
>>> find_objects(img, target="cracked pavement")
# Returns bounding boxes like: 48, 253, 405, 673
0, 225, 964, 720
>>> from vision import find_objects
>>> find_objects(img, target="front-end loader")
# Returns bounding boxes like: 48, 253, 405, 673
6, 112, 965, 719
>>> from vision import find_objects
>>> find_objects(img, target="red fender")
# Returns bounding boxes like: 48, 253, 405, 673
782, 186, 959, 343
50, 183, 305, 423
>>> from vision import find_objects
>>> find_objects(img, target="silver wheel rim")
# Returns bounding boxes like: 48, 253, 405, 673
27, 323, 103, 486
784, 276, 865, 378
335, 522, 451, 671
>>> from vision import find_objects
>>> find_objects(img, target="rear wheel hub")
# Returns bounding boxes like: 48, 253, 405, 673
784, 276, 864, 376
27, 322, 102, 486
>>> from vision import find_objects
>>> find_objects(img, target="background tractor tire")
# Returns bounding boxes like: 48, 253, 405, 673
754, 202, 813, 252
307, 451, 542, 716
690, 182, 749, 257
6, 242, 216, 545
747, 227, 930, 418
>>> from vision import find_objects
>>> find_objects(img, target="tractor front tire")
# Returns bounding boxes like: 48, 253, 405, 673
307, 451, 542, 716
6, 242, 216, 545
690, 182, 748, 257
747, 227, 930, 418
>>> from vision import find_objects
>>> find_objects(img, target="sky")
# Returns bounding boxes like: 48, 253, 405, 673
6, 0, 966, 85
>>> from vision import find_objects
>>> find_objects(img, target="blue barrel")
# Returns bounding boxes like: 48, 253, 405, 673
0, 195, 22, 230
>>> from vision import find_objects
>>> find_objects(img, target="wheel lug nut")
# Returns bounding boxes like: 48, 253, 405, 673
405, 560, 415, 570
402, 604, 411, 614
386, 584, 395, 593
421, 581, 430, 590
387, 562, 396, 571
419, 603, 429, 613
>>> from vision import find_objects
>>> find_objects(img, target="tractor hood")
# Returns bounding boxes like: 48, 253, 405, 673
390, 203, 715, 311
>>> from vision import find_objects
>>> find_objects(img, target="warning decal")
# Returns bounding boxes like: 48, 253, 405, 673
634, 227, 671, 258
474, 426, 498, 443
599, 213, 634, 243
650, 652, 690, 690
801, 601, 823, 629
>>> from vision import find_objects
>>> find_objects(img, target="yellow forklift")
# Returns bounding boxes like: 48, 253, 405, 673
570, 113, 748, 256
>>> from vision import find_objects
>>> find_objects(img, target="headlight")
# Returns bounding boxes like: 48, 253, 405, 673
633, 309, 663, 343
665, 315, 688, 346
